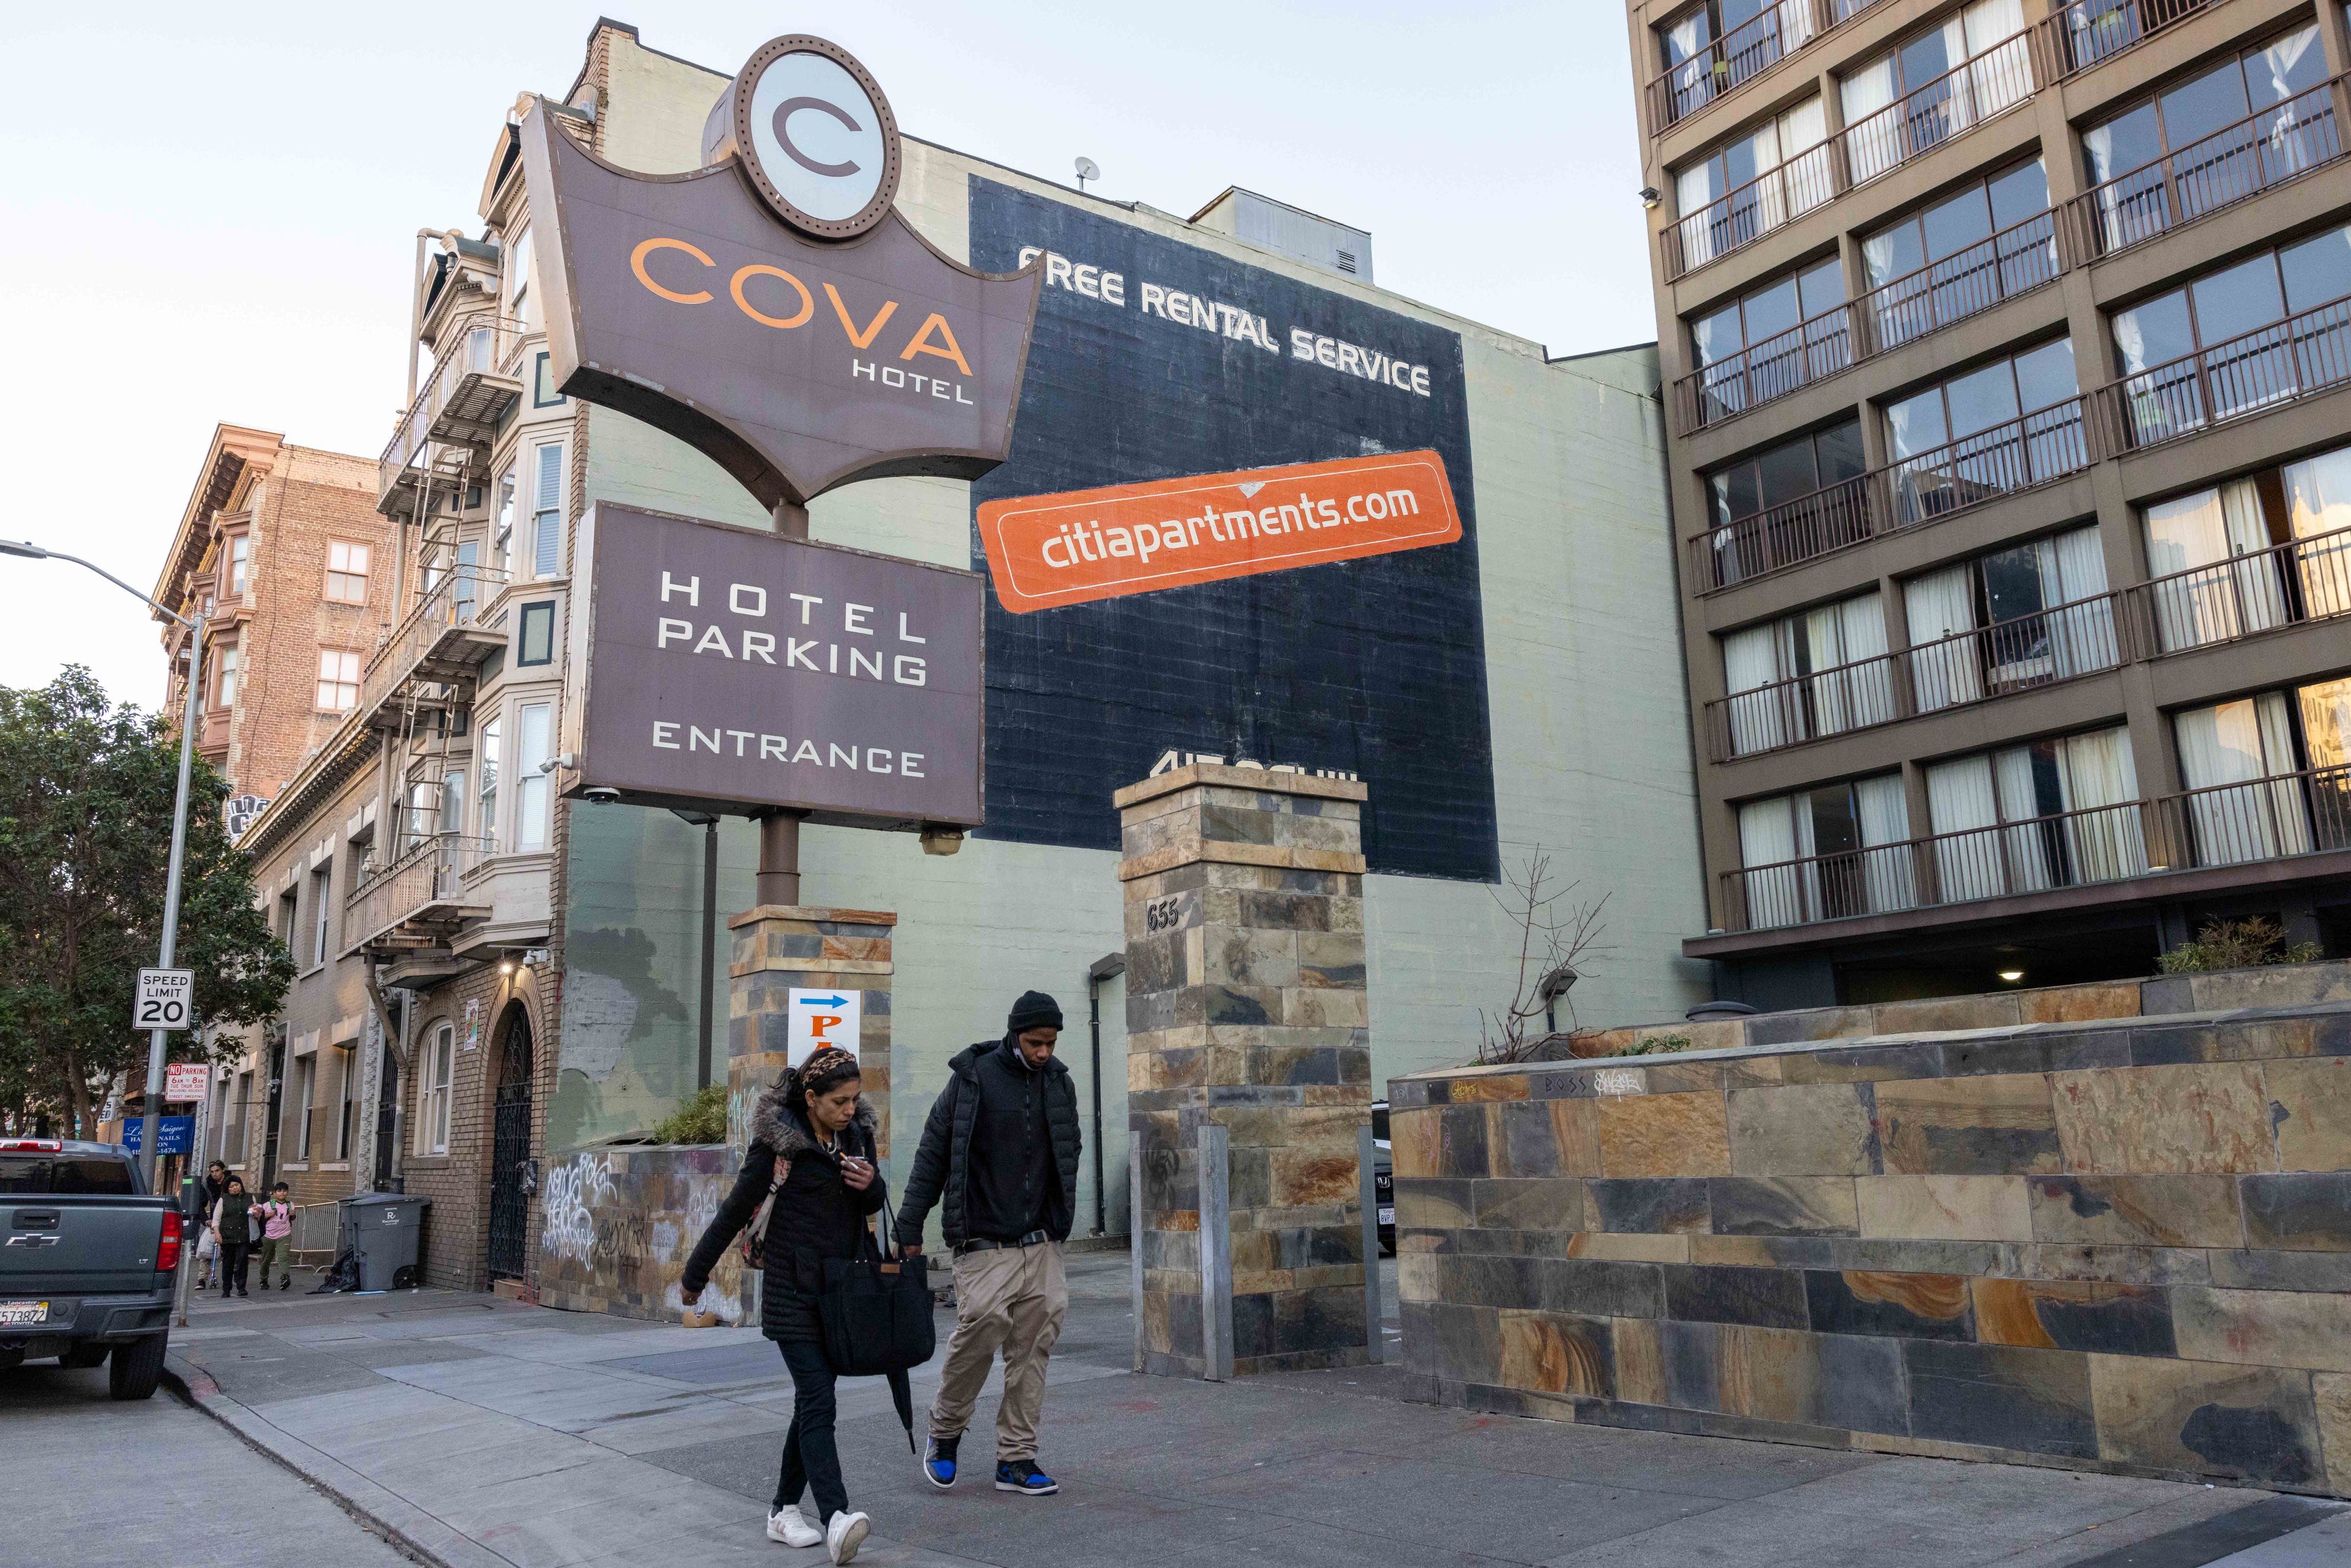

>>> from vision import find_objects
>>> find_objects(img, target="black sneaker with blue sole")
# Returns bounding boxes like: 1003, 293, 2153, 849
996, 1460, 1059, 1495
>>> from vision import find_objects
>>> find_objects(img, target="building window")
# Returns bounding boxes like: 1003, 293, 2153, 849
2173, 678, 2351, 865
1881, 339, 2082, 519
212, 642, 239, 708
440, 768, 467, 838
289, 1054, 316, 1163
533, 351, 564, 407
227, 1071, 252, 1168
509, 226, 540, 336
516, 703, 553, 850
1672, 96, 1829, 269
1901, 525, 2117, 713
2142, 438, 2351, 653
1702, 418, 1866, 584
324, 541, 371, 604
1655, 0, 1833, 124
1720, 591, 1892, 755
416, 1024, 455, 1156
1689, 257, 1849, 423
531, 443, 566, 579
2082, 24, 2327, 254
334, 1045, 358, 1161
317, 648, 361, 711
478, 716, 501, 839
277, 887, 298, 959
226, 533, 250, 596
1735, 773, 1913, 926
2109, 220, 2351, 445
310, 863, 332, 967
1860, 159, 2052, 350
1925, 726, 2145, 900
517, 601, 555, 666
1840, 0, 2033, 187
493, 464, 517, 579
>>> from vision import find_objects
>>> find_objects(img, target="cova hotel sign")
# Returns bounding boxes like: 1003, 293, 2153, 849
524, 35, 1041, 827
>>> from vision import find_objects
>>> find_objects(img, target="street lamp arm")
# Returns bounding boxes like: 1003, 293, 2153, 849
0, 541, 197, 629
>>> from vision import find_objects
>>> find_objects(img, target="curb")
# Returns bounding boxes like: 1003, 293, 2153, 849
164, 1357, 506, 1568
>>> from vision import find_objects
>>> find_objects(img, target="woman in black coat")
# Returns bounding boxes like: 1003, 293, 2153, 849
683, 1046, 884, 1563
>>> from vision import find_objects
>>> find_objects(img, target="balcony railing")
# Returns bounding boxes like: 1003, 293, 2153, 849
1648, 0, 1886, 135
1667, 148, 1839, 279
2037, 0, 2224, 81
2138, 522, 2351, 654
343, 831, 494, 956
378, 315, 527, 515
1676, 208, 2063, 433
1708, 588, 2130, 762
351, 562, 509, 729
2061, 83, 2342, 265
2091, 291, 2351, 456
1719, 763, 2351, 932
1693, 397, 2092, 591
1839, 32, 2037, 192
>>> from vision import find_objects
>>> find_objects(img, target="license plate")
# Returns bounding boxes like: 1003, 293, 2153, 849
0, 1300, 48, 1326
1377, 1207, 1395, 1226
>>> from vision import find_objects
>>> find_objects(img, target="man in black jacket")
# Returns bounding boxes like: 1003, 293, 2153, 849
896, 991, 1081, 1498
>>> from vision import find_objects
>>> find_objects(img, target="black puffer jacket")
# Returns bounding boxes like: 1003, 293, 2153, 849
681, 1082, 885, 1342
896, 1036, 1081, 1250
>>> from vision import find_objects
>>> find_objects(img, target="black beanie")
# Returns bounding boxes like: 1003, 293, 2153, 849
1008, 990, 1063, 1033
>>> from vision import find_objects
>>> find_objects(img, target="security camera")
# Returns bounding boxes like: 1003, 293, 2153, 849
539, 751, 576, 775
582, 786, 621, 803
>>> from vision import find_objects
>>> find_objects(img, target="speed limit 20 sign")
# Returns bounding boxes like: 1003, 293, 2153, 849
135, 969, 195, 1031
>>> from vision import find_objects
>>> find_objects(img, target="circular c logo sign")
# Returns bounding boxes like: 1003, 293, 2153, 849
730, 36, 900, 241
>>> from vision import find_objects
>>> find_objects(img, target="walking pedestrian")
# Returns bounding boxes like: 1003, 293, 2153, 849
211, 1176, 255, 1298
194, 1161, 228, 1290
253, 1182, 296, 1291
681, 1046, 885, 1563
896, 991, 1080, 1498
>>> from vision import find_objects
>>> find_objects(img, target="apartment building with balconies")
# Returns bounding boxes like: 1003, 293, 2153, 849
1632, 0, 2351, 1005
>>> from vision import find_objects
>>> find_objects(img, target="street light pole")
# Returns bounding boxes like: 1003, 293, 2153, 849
1, 539, 205, 1191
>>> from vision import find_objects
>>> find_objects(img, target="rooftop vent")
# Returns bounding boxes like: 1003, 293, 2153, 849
1189, 187, 1372, 285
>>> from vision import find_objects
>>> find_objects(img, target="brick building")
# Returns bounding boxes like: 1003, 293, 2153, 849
149, 427, 398, 1226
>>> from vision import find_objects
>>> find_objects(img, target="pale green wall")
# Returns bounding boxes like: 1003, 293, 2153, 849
551, 31, 1707, 1239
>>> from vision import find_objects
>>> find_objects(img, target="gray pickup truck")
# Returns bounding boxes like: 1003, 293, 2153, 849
1, 1137, 180, 1399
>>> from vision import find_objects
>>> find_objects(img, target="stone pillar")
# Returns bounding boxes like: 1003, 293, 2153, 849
728, 905, 896, 1160
1117, 763, 1372, 1376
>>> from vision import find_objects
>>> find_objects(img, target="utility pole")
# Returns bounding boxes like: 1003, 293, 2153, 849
1, 538, 206, 1191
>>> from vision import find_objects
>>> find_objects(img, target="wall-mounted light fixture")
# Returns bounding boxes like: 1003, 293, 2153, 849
1638, 186, 1662, 209
1998, 969, 2025, 983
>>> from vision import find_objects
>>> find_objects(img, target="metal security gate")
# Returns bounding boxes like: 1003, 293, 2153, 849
486, 1011, 534, 1281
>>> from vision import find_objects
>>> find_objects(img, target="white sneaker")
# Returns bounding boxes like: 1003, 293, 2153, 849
766, 1506, 821, 1548
825, 1510, 869, 1564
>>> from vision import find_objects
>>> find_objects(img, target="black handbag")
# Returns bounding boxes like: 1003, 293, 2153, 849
819, 1195, 936, 1379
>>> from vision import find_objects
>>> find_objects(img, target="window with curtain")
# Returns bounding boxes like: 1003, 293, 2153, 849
1925, 726, 2145, 902
478, 716, 501, 841
516, 703, 553, 851
324, 541, 371, 604
1736, 773, 1912, 928
1690, 257, 1848, 419
1840, 0, 2030, 184
1674, 97, 1831, 268
1903, 524, 2114, 713
439, 768, 466, 838
226, 533, 249, 596
2082, 24, 2328, 251
1704, 418, 1867, 582
2301, 676, 2351, 849
1883, 339, 2081, 520
2173, 692, 2311, 863
212, 642, 238, 708
1862, 159, 2051, 348
2143, 479, 2290, 650
2112, 219, 2351, 445
531, 442, 565, 579
316, 648, 360, 712
1658, 0, 1822, 119
2282, 440, 2351, 620
1720, 591, 1893, 755
508, 227, 539, 337
493, 463, 518, 580
416, 1025, 455, 1156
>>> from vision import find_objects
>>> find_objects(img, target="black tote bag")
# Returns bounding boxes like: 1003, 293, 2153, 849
819, 1198, 936, 1378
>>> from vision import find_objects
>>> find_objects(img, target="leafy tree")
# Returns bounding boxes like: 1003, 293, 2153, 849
0, 667, 293, 1134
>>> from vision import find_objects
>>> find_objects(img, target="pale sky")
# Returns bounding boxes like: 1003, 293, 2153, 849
0, 2, 1653, 709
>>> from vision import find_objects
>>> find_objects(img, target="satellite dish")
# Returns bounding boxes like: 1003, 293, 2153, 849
1074, 156, 1100, 192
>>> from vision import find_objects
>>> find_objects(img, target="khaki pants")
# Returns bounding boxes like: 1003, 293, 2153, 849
930, 1240, 1067, 1461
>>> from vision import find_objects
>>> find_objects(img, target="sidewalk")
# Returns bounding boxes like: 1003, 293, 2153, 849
164, 1255, 2346, 1568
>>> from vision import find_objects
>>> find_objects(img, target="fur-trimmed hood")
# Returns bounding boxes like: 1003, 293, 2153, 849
749, 1078, 877, 1161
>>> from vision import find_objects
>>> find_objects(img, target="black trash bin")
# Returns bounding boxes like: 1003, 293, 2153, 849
340, 1192, 430, 1291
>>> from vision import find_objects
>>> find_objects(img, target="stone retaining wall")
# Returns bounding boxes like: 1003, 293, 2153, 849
534, 1145, 750, 1322
1390, 1001, 2351, 1495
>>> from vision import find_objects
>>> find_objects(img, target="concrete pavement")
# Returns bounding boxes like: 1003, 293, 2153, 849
143, 1253, 2351, 1568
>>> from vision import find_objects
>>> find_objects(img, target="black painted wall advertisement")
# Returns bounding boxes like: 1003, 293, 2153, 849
968, 178, 1498, 883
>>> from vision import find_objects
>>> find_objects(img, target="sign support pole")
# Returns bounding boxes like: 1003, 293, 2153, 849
1359, 1123, 1384, 1364
143, 608, 203, 1193
749, 498, 814, 913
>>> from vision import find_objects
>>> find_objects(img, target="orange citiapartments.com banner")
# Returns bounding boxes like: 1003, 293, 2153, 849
975, 449, 1461, 613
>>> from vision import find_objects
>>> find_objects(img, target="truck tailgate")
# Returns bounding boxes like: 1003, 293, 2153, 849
2, 1196, 170, 1298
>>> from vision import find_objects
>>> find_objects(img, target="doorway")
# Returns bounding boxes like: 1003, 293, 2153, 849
486, 1008, 534, 1282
